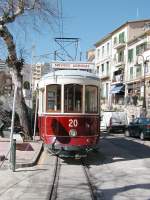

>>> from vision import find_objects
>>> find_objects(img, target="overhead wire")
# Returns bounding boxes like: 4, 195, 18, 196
55, 0, 81, 61
55, 0, 64, 60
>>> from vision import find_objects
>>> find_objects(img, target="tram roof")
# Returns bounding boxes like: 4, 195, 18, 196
41, 70, 99, 81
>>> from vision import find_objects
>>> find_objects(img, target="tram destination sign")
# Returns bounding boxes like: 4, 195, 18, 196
51, 61, 95, 69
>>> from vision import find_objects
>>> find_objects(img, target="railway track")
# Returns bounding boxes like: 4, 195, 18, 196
48, 155, 102, 200
48, 156, 61, 200
81, 159, 102, 200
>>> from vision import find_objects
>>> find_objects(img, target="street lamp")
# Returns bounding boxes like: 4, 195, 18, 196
136, 55, 150, 115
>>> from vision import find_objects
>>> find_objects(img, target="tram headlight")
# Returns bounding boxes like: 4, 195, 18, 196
69, 129, 77, 137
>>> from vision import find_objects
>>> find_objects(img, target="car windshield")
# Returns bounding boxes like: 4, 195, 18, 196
138, 118, 150, 124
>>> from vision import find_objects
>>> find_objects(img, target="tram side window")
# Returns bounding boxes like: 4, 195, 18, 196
85, 86, 98, 113
40, 88, 45, 112
42, 89, 44, 112
64, 84, 82, 113
46, 84, 61, 112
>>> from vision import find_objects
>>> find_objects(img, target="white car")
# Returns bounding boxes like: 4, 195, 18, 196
100, 111, 128, 133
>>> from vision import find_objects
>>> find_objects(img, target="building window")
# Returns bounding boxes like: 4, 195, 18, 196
114, 37, 117, 45
106, 62, 109, 75
130, 67, 133, 80
97, 66, 100, 75
136, 64, 142, 77
85, 85, 98, 113
97, 49, 100, 58
107, 43, 109, 55
102, 46, 104, 57
46, 84, 61, 112
101, 64, 104, 73
106, 83, 109, 98
64, 84, 82, 113
101, 84, 104, 98
119, 32, 125, 43
136, 42, 147, 55
145, 62, 149, 73
128, 49, 133, 63
118, 50, 124, 62
113, 54, 117, 62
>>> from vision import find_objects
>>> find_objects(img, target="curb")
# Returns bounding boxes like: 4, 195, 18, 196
16, 142, 44, 168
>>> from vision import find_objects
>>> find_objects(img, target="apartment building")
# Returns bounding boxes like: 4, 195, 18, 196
0, 59, 6, 71
95, 34, 112, 108
95, 19, 150, 110
32, 62, 52, 90
32, 63, 44, 90
126, 31, 150, 108
86, 48, 95, 62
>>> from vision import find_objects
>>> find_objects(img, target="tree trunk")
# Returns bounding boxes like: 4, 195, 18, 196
0, 25, 32, 139
10, 67, 32, 139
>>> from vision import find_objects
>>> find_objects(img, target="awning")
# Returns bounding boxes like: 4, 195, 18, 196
110, 85, 125, 94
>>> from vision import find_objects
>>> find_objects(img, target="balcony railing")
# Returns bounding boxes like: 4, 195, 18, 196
113, 60, 125, 67
128, 72, 143, 81
112, 74, 124, 83
114, 42, 126, 49
100, 72, 110, 79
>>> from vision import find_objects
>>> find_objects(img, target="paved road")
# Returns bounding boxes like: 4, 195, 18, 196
1, 134, 150, 200
88, 133, 150, 200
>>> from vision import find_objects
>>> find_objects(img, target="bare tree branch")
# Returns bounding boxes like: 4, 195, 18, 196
0, 0, 58, 25
0, 25, 17, 64
0, 0, 59, 138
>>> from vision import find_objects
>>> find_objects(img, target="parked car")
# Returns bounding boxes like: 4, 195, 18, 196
125, 117, 150, 140
100, 111, 128, 133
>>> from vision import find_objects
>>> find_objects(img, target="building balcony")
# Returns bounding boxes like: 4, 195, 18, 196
127, 73, 143, 82
100, 72, 110, 79
113, 60, 125, 68
112, 74, 124, 83
114, 42, 126, 49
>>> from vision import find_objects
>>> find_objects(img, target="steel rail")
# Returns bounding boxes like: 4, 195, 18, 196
48, 156, 61, 200
81, 159, 100, 200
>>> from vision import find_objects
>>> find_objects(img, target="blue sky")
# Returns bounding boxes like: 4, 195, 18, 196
0, 0, 150, 63
62, 0, 150, 59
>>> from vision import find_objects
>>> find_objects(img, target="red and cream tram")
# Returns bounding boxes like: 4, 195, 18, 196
38, 64, 100, 157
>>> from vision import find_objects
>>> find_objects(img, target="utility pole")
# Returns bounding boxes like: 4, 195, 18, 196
143, 60, 147, 109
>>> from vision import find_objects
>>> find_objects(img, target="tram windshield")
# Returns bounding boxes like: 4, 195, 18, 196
45, 84, 98, 113
46, 84, 61, 112
85, 86, 98, 113
64, 84, 82, 113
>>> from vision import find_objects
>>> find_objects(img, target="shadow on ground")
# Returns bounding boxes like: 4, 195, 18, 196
62, 134, 150, 166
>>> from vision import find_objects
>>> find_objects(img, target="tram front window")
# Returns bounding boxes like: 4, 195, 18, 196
85, 86, 98, 113
64, 84, 82, 113
46, 84, 61, 112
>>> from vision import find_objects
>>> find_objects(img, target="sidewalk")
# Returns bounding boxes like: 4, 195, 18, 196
0, 136, 43, 170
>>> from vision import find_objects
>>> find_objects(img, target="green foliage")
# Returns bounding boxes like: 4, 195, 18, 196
23, 81, 30, 90
139, 96, 144, 101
